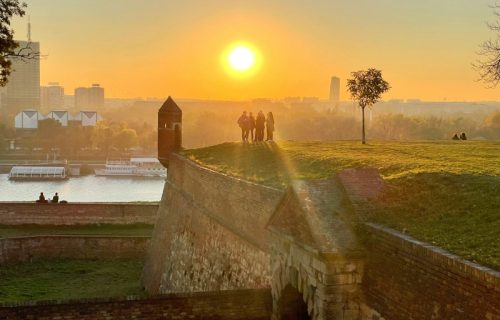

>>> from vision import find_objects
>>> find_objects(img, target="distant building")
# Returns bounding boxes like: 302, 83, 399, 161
14, 110, 44, 129
75, 84, 105, 109
46, 110, 69, 127
302, 97, 320, 104
14, 110, 102, 129
70, 111, 102, 127
329, 76, 340, 105
284, 97, 301, 104
4, 40, 41, 113
40, 82, 64, 109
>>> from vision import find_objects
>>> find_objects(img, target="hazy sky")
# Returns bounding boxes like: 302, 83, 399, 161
12, 0, 500, 101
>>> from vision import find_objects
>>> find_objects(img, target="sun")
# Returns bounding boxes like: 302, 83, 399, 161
228, 46, 255, 71
222, 42, 261, 77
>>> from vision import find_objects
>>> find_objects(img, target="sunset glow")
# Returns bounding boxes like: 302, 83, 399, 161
222, 42, 261, 79
11, 0, 500, 100
228, 46, 255, 72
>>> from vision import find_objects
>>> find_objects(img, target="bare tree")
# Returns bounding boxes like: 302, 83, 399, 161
0, 0, 40, 87
474, 4, 500, 87
347, 69, 390, 144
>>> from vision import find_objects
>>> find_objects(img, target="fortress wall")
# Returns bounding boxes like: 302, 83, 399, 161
0, 202, 159, 225
0, 235, 150, 265
362, 223, 500, 320
142, 154, 284, 294
0, 289, 272, 320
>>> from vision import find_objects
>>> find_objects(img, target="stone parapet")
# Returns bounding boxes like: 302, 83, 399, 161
0, 202, 159, 225
0, 235, 150, 265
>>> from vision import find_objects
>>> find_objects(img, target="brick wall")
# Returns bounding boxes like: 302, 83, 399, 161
0, 235, 150, 265
0, 289, 272, 320
0, 202, 159, 225
143, 154, 284, 294
362, 223, 500, 320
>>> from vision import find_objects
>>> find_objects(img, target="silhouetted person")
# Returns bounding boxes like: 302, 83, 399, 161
37, 192, 46, 203
452, 133, 460, 140
266, 112, 275, 141
460, 132, 467, 140
51, 192, 59, 203
248, 112, 256, 142
255, 111, 266, 142
237, 111, 249, 142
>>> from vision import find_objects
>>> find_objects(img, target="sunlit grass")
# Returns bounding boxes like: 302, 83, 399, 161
183, 140, 500, 269
0, 258, 145, 303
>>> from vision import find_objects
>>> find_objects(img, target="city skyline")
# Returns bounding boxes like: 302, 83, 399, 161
11, 0, 500, 101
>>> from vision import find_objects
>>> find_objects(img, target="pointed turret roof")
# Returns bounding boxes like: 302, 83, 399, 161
159, 96, 182, 113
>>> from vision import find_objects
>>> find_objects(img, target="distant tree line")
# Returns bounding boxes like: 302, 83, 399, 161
1, 106, 499, 157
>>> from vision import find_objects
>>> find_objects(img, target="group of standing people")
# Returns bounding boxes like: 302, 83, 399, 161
237, 111, 275, 143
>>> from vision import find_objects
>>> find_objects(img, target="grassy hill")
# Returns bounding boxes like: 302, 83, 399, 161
182, 141, 500, 269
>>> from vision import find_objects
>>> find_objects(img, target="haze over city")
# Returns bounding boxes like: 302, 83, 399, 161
11, 0, 500, 101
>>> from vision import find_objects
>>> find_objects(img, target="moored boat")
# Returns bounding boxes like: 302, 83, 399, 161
9, 166, 68, 180
95, 157, 166, 178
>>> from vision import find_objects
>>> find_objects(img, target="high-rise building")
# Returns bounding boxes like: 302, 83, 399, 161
40, 82, 64, 109
75, 84, 105, 109
4, 40, 41, 113
329, 76, 340, 105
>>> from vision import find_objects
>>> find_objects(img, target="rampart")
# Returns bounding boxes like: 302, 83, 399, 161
0, 235, 150, 265
0, 289, 272, 320
0, 202, 159, 225
142, 154, 284, 294
143, 154, 499, 319
362, 223, 500, 320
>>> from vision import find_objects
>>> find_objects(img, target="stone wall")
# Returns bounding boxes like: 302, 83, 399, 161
0, 289, 272, 320
0, 235, 150, 265
0, 202, 159, 225
362, 223, 500, 320
143, 154, 284, 294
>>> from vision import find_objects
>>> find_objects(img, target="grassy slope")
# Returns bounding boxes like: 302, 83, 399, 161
0, 258, 145, 303
183, 141, 500, 269
0, 224, 154, 239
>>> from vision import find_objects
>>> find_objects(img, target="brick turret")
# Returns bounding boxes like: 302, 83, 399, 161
158, 96, 182, 168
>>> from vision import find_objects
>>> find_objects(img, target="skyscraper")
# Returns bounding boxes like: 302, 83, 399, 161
329, 76, 340, 105
40, 82, 64, 109
4, 40, 41, 113
75, 84, 105, 109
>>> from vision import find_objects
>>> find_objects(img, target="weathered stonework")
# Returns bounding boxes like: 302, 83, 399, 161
0, 202, 159, 225
362, 223, 500, 320
142, 154, 284, 294
143, 154, 499, 319
0, 235, 149, 265
0, 289, 273, 320
268, 179, 367, 319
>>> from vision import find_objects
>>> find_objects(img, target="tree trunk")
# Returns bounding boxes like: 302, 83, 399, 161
361, 106, 366, 144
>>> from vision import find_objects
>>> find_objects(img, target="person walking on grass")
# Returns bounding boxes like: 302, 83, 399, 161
266, 112, 275, 141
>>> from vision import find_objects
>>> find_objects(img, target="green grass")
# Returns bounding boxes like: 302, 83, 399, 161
0, 258, 146, 303
183, 140, 500, 269
0, 224, 154, 239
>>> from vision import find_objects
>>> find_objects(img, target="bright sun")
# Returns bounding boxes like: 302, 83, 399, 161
228, 46, 256, 72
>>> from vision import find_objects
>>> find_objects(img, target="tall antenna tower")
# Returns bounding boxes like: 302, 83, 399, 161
27, 16, 31, 42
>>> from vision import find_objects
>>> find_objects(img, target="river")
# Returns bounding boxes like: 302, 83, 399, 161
0, 174, 165, 202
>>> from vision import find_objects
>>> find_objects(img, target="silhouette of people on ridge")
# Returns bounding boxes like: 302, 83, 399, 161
238, 110, 275, 143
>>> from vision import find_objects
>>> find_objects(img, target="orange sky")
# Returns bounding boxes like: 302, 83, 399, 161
12, 0, 500, 101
